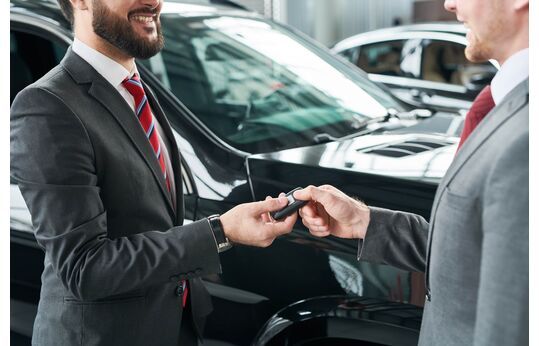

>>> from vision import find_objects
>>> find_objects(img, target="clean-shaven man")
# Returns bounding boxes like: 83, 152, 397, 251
294, 0, 529, 345
10, 0, 296, 345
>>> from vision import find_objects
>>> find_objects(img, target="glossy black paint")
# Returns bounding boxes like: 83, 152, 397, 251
253, 296, 421, 345
10, 1, 458, 344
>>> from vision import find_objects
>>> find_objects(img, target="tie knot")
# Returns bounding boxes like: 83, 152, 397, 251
122, 73, 145, 99
469, 85, 495, 121
456, 84, 495, 151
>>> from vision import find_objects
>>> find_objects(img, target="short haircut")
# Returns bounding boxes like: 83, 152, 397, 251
57, 0, 74, 26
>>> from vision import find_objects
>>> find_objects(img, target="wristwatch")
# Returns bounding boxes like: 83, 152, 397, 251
207, 214, 233, 253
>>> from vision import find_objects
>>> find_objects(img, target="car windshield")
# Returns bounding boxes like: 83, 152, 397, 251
140, 10, 404, 153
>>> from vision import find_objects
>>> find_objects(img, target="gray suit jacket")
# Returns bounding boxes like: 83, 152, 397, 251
359, 79, 529, 345
11, 48, 222, 345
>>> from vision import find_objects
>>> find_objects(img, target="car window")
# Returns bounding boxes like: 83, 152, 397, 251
140, 15, 402, 154
339, 47, 360, 65
10, 30, 67, 104
356, 40, 405, 76
421, 39, 496, 86
356, 39, 422, 79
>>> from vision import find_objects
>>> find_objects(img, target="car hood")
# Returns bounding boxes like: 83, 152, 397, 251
249, 131, 458, 185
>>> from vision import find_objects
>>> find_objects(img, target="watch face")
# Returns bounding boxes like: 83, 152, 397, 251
217, 240, 233, 253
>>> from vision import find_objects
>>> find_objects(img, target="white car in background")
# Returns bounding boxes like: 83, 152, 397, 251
332, 23, 499, 113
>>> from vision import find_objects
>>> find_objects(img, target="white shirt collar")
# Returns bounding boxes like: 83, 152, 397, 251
72, 38, 137, 89
490, 48, 529, 105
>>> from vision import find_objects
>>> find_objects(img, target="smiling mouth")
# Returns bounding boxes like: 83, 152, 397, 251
130, 14, 157, 24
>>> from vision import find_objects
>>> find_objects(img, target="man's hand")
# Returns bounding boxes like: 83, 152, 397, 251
220, 197, 296, 247
293, 185, 370, 239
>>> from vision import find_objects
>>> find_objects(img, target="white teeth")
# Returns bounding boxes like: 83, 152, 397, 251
132, 15, 154, 23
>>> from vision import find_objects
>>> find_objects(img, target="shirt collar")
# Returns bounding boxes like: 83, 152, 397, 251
72, 38, 137, 89
490, 48, 529, 105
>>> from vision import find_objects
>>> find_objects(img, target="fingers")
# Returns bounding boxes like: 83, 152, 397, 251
292, 185, 315, 201
252, 196, 288, 214
293, 185, 338, 207
309, 228, 330, 237
270, 211, 297, 235
257, 210, 296, 247
260, 196, 272, 223
298, 200, 318, 218
300, 217, 330, 237
300, 211, 329, 234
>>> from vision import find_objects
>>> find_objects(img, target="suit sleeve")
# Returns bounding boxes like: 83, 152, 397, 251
10, 86, 222, 301
473, 131, 528, 346
357, 207, 429, 273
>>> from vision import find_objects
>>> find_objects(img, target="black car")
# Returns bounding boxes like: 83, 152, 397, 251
332, 23, 499, 113
11, 1, 459, 345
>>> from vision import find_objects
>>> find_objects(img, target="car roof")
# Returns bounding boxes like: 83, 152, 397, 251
332, 22, 467, 51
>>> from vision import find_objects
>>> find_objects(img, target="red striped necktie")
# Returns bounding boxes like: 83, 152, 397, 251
122, 74, 189, 307
457, 85, 495, 151
122, 74, 171, 191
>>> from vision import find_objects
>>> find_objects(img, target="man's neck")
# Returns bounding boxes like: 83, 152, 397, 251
495, 17, 528, 66
74, 29, 135, 72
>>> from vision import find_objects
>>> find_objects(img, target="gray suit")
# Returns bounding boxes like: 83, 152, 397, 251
359, 79, 529, 345
11, 48, 222, 345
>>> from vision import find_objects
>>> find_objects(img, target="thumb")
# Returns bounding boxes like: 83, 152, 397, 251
252, 197, 288, 214
294, 185, 334, 206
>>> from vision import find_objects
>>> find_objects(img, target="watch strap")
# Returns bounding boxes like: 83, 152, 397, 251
207, 214, 232, 253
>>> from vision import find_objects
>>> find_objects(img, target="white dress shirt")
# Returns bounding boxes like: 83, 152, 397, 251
72, 38, 177, 206
491, 48, 529, 105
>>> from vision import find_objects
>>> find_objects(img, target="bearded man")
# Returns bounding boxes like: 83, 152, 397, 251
10, 1, 297, 345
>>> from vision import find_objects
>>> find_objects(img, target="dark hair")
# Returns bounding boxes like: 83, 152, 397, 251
57, 0, 74, 25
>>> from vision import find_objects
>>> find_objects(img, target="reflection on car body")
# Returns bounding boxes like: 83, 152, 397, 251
11, 1, 459, 345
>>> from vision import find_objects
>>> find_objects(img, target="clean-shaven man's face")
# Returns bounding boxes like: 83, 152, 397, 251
444, 0, 515, 63
92, 0, 164, 59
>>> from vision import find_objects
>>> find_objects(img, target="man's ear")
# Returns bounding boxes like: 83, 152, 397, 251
71, 0, 89, 11
513, 0, 528, 11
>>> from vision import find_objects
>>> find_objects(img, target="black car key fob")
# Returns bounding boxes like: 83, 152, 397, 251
270, 187, 308, 221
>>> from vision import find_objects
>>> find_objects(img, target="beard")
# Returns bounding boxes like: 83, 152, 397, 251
464, 34, 491, 63
464, 1, 504, 63
92, 0, 164, 59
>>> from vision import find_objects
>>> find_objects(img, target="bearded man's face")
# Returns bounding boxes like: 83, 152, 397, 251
92, 0, 164, 59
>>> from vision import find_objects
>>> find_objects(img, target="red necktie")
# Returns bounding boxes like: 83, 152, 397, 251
122, 74, 171, 191
122, 74, 189, 307
457, 85, 495, 151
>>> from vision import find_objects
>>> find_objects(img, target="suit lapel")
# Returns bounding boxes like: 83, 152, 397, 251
61, 49, 175, 216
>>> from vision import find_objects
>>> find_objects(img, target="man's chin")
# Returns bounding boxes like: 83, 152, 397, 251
131, 25, 160, 43
465, 45, 490, 63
